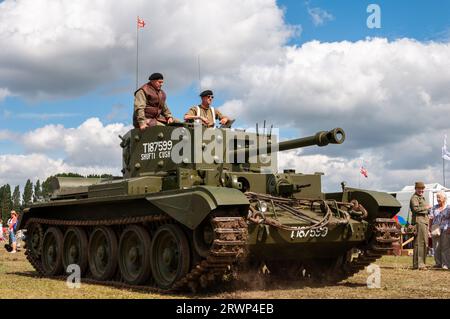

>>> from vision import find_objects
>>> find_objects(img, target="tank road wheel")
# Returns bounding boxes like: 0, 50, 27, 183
88, 227, 118, 281
193, 218, 214, 258
118, 225, 151, 285
41, 227, 64, 276
150, 224, 191, 290
63, 227, 88, 275
27, 222, 44, 257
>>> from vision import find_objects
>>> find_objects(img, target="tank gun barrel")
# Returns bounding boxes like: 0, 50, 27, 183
278, 127, 345, 151
231, 128, 345, 160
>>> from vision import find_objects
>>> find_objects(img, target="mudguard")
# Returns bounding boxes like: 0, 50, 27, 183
146, 186, 250, 229
346, 187, 401, 219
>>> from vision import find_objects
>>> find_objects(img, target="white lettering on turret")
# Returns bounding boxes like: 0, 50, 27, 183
141, 140, 173, 161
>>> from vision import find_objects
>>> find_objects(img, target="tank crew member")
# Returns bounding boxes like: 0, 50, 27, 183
133, 73, 174, 130
184, 90, 230, 128
410, 181, 431, 270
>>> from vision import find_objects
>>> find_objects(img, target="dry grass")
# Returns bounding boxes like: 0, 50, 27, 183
1, 247, 450, 299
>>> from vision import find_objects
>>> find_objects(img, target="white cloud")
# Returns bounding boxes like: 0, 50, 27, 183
278, 150, 444, 192
21, 118, 132, 166
307, 6, 334, 26
0, 118, 131, 188
0, 153, 121, 188
217, 38, 450, 153
0, 87, 11, 101
0, 0, 295, 99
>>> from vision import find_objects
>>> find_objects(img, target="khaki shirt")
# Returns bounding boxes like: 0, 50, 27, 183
184, 105, 225, 128
134, 89, 173, 126
410, 193, 429, 225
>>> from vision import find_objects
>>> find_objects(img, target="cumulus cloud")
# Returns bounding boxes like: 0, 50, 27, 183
0, 0, 295, 99
0, 153, 121, 188
21, 118, 131, 166
0, 118, 131, 188
307, 5, 334, 26
217, 38, 450, 175
278, 149, 444, 192
0, 87, 11, 101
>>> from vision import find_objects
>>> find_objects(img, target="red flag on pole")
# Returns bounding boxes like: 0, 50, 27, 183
360, 166, 368, 178
137, 16, 146, 28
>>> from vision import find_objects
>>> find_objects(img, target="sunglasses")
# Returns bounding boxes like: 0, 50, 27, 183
207, 95, 214, 99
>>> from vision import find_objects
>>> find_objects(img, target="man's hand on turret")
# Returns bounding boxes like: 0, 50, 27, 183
220, 117, 229, 125
139, 123, 148, 131
167, 117, 174, 124
201, 117, 210, 126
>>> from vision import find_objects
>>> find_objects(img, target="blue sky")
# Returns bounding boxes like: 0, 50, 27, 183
280, 0, 450, 43
0, 0, 449, 191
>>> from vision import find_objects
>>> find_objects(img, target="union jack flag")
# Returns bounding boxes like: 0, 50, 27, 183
137, 16, 146, 28
360, 166, 368, 178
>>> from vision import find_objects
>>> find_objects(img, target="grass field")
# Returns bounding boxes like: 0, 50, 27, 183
1, 247, 450, 299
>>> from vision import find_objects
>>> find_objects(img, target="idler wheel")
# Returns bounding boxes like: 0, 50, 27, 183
88, 226, 118, 281
41, 227, 64, 276
118, 225, 151, 285
27, 222, 44, 257
63, 227, 88, 276
150, 224, 190, 290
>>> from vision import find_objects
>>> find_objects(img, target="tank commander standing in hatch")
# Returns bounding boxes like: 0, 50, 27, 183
410, 181, 432, 270
184, 90, 230, 128
133, 72, 174, 130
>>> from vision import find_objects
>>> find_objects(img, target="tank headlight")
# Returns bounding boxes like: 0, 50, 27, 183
257, 200, 268, 213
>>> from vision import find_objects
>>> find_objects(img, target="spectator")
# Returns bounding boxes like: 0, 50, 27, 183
410, 182, 431, 270
439, 194, 450, 269
0, 219, 4, 242
429, 192, 447, 268
7, 210, 18, 253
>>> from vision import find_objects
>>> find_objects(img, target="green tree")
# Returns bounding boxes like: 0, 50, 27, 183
33, 180, 41, 202
22, 179, 33, 206
0, 185, 4, 222
1, 184, 12, 223
12, 185, 21, 211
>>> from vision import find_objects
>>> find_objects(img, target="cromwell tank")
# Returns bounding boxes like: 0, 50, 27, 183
18, 123, 401, 291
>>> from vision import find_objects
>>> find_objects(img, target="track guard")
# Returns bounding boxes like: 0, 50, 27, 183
146, 186, 249, 229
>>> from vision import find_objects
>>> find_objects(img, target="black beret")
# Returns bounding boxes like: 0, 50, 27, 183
199, 90, 213, 97
149, 73, 163, 81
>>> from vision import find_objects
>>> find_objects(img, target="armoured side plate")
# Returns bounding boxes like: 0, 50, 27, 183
146, 185, 250, 229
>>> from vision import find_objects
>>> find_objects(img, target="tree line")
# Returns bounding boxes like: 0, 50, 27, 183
0, 173, 113, 222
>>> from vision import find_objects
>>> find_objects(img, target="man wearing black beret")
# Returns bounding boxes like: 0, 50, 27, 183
184, 90, 230, 128
133, 72, 174, 130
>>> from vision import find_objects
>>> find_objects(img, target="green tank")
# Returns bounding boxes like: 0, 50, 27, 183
18, 123, 401, 291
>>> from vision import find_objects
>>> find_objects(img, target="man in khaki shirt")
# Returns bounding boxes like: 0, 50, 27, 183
133, 73, 174, 130
184, 90, 230, 128
410, 181, 432, 269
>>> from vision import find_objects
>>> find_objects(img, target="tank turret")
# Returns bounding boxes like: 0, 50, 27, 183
120, 125, 345, 179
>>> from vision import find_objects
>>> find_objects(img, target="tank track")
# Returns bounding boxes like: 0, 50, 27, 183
24, 214, 248, 293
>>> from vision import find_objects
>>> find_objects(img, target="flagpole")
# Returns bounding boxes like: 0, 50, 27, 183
444, 158, 446, 188
358, 159, 362, 188
135, 16, 139, 90
197, 54, 201, 92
